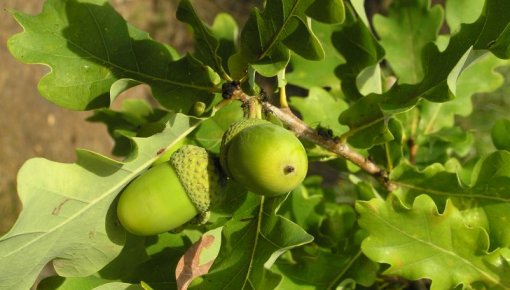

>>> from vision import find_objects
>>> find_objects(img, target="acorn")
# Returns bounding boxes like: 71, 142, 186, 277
117, 145, 221, 236
220, 119, 308, 196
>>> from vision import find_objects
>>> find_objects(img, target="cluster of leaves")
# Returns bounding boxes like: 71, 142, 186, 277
2, 0, 510, 289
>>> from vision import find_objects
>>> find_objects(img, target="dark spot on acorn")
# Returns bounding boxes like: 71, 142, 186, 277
283, 166, 295, 175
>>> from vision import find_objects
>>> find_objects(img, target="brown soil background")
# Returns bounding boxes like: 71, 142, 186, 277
0, 0, 256, 235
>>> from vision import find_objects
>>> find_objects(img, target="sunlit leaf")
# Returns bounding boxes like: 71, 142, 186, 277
0, 114, 200, 290
445, 0, 485, 33
358, 194, 510, 289
289, 87, 348, 136
7, 0, 219, 111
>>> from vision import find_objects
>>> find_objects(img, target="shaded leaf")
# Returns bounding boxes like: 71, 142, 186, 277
176, 0, 229, 80
191, 194, 314, 289
97, 230, 202, 289
0, 114, 200, 290
210, 13, 239, 78
357, 194, 510, 289
289, 87, 348, 136
305, 0, 345, 24
87, 99, 170, 156
92, 282, 145, 290
491, 119, 510, 151
287, 21, 345, 90
275, 245, 377, 289
39, 275, 112, 290
373, 0, 443, 84
194, 101, 243, 154
332, 5, 385, 101
417, 52, 506, 135
281, 184, 323, 233
239, 0, 325, 76
275, 182, 378, 289
414, 126, 473, 166
7, 0, 218, 111
368, 118, 404, 170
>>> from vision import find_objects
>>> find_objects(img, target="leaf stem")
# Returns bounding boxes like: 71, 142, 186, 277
277, 70, 289, 108
385, 142, 393, 172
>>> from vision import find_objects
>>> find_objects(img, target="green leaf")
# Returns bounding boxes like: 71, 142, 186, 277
275, 245, 378, 289
338, 94, 393, 148
414, 127, 473, 166
356, 64, 383, 96
39, 276, 113, 290
0, 114, 200, 290
357, 194, 510, 289
367, 118, 404, 170
194, 101, 244, 154
92, 282, 145, 290
289, 87, 348, 136
87, 99, 170, 156
210, 13, 239, 77
373, 0, 443, 84
391, 151, 510, 248
286, 21, 345, 90
417, 52, 506, 134
239, 0, 325, 76
445, 0, 485, 33
192, 194, 314, 289
98, 230, 202, 289
471, 151, 510, 247
305, 0, 345, 24
339, 0, 510, 148
390, 151, 510, 209
281, 184, 323, 233
332, 5, 385, 101
275, 182, 379, 288
176, 0, 229, 80
491, 119, 510, 151
7, 0, 218, 111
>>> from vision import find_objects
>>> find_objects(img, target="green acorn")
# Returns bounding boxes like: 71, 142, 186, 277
117, 145, 222, 236
220, 119, 308, 196
220, 118, 268, 175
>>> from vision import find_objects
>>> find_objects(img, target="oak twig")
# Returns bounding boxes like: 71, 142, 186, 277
225, 86, 396, 191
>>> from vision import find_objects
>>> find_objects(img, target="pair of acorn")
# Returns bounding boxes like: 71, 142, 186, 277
117, 118, 308, 236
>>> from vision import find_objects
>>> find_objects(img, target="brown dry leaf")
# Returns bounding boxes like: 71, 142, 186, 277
175, 233, 217, 290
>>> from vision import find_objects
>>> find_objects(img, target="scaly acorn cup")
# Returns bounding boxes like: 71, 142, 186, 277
220, 119, 308, 196
117, 145, 222, 236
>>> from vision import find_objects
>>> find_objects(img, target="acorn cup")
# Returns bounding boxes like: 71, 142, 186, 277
220, 119, 308, 196
117, 145, 222, 236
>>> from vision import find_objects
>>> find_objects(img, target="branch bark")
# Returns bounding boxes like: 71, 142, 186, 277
226, 86, 396, 191
262, 102, 395, 191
